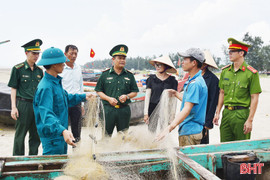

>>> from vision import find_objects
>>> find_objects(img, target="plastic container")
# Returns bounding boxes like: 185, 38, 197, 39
222, 152, 259, 180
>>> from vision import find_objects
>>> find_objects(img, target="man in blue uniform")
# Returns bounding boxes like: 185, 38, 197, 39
33, 47, 93, 155
156, 48, 208, 146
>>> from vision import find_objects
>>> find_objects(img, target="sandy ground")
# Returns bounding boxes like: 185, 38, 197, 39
0, 69, 269, 157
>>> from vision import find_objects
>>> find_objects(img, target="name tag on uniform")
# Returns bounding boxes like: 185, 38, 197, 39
124, 77, 130, 81
22, 75, 29, 78
106, 77, 113, 80
224, 78, 229, 80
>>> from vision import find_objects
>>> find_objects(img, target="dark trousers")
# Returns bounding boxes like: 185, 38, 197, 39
200, 127, 209, 144
13, 100, 40, 156
68, 104, 82, 142
148, 103, 158, 133
104, 105, 131, 136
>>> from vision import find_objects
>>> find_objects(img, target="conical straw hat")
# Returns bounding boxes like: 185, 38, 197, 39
149, 55, 177, 73
203, 50, 218, 69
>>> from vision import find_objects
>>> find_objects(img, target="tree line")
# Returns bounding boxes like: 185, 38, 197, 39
84, 32, 270, 72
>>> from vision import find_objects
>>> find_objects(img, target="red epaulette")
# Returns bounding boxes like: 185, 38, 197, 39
221, 64, 231, 70
247, 65, 258, 73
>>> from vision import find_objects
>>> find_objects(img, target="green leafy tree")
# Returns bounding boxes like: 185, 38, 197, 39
242, 33, 264, 70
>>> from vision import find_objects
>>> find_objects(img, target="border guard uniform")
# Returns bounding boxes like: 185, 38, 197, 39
8, 39, 43, 155
95, 45, 139, 135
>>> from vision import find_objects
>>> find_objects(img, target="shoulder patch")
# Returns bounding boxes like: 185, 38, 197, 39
221, 64, 231, 70
102, 68, 110, 72
126, 69, 133, 74
37, 66, 43, 70
15, 63, 25, 69
247, 65, 258, 73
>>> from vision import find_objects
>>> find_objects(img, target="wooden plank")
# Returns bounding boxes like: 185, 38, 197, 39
0, 160, 4, 176
176, 151, 220, 180
183, 149, 270, 170
207, 154, 217, 174
179, 138, 270, 155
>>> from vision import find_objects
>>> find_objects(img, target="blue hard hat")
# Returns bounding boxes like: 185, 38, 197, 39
37, 47, 69, 66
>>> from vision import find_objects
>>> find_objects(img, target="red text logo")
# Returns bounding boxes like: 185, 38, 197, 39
240, 163, 264, 174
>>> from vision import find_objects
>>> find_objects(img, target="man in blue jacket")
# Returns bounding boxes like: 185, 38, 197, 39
33, 47, 93, 155
156, 48, 208, 146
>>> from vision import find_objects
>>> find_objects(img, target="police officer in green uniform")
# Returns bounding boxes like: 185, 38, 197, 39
213, 38, 262, 142
95, 44, 139, 136
8, 39, 43, 155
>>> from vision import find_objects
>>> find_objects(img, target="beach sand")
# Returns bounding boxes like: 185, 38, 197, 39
0, 69, 269, 157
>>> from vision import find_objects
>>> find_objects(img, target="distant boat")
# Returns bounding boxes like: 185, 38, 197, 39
0, 83, 15, 125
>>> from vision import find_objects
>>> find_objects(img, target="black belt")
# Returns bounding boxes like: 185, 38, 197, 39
225, 106, 248, 111
17, 97, 33, 103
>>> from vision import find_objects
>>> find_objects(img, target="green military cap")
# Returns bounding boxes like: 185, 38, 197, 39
109, 44, 128, 57
228, 38, 251, 52
21, 39, 43, 52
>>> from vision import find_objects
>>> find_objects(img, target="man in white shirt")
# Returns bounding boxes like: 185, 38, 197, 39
60, 45, 84, 143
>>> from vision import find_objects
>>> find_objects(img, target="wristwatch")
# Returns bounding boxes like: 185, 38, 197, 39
126, 94, 130, 99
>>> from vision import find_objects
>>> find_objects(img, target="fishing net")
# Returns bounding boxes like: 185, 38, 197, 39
148, 89, 178, 134
59, 93, 182, 180
59, 96, 108, 180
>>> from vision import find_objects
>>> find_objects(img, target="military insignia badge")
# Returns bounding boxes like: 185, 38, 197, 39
124, 77, 130, 81
229, 41, 232, 45
37, 75, 41, 78
120, 47, 124, 52
35, 41, 40, 46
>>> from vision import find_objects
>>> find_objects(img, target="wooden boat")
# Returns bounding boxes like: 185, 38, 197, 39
1, 138, 269, 179
0, 83, 15, 125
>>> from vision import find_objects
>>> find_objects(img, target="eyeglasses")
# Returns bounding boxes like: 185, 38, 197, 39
154, 63, 163, 68
229, 50, 240, 54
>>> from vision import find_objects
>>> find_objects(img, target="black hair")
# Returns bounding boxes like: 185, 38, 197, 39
190, 57, 203, 68
65, 45, 78, 53
242, 50, 247, 57
43, 65, 52, 69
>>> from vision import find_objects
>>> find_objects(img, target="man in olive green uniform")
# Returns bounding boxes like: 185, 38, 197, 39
213, 38, 261, 142
8, 39, 43, 155
95, 44, 139, 136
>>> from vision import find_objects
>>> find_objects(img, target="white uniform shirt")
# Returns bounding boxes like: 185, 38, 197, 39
60, 63, 84, 94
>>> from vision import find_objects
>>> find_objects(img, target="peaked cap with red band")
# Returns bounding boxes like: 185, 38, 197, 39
228, 38, 251, 52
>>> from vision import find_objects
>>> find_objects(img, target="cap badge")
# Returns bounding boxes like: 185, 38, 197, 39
229, 41, 232, 45
120, 47, 124, 52
35, 41, 40, 46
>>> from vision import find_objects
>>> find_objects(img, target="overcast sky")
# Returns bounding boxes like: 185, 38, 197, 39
1, 0, 270, 68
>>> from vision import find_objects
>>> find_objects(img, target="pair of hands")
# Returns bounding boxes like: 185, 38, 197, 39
108, 94, 128, 106
213, 113, 252, 134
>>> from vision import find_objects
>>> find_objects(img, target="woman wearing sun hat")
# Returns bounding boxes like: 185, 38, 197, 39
33, 47, 93, 155
144, 55, 178, 132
